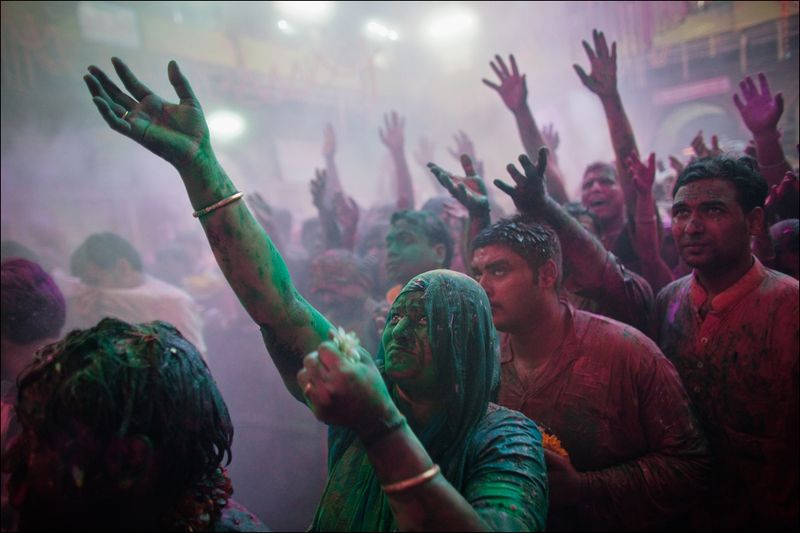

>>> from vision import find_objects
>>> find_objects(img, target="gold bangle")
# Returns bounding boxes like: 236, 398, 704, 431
381, 464, 441, 493
192, 192, 244, 218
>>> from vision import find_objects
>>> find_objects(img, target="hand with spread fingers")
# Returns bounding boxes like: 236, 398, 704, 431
379, 111, 406, 152
297, 337, 397, 431
541, 123, 560, 157
494, 147, 550, 216
482, 53, 528, 113
691, 130, 722, 159
627, 152, 657, 198
83, 57, 211, 172
428, 154, 489, 218
447, 131, 485, 178
734, 73, 784, 136
573, 29, 618, 98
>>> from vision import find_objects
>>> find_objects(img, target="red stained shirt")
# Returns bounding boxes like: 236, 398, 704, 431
499, 304, 711, 531
653, 258, 799, 530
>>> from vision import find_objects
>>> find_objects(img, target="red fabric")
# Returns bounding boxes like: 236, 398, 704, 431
653, 258, 799, 530
499, 304, 711, 530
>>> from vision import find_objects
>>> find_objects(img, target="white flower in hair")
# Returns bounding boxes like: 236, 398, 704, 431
332, 326, 362, 362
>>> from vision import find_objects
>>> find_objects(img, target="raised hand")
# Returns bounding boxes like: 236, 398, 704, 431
541, 123, 560, 155
310, 168, 328, 210
427, 154, 489, 217
626, 152, 657, 198
379, 111, 405, 152
494, 147, 550, 215
573, 29, 618, 98
447, 131, 485, 177
332, 192, 360, 248
482, 54, 528, 113
84, 57, 210, 171
733, 73, 784, 135
297, 338, 397, 429
322, 123, 336, 159
691, 130, 722, 159
413, 136, 436, 169
668, 155, 685, 176
764, 170, 800, 221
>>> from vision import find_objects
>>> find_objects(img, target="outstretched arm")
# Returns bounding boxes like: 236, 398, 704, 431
84, 58, 332, 401
626, 152, 674, 293
322, 123, 343, 194
428, 154, 491, 264
380, 111, 415, 210
733, 73, 791, 187
574, 29, 639, 214
483, 54, 569, 204
496, 148, 653, 330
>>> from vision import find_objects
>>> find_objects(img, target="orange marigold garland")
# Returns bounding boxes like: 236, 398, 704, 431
538, 424, 569, 457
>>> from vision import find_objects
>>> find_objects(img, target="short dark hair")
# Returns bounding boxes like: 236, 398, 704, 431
472, 217, 562, 286
390, 210, 454, 268
70, 232, 143, 277
583, 161, 617, 181
1, 258, 65, 344
16, 318, 232, 505
673, 156, 768, 213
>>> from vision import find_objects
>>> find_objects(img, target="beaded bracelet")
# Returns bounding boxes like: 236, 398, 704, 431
192, 192, 244, 218
381, 464, 441, 493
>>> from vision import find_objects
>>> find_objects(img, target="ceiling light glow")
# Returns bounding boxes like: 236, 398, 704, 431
207, 110, 245, 143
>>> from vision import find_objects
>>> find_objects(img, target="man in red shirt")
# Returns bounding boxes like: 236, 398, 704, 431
470, 150, 713, 530
653, 156, 799, 530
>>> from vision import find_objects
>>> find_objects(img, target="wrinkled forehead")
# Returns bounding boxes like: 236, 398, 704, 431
390, 289, 426, 313
673, 178, 738, 204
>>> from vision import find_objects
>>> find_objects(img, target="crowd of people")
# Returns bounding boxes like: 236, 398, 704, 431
1, 27, 797, 532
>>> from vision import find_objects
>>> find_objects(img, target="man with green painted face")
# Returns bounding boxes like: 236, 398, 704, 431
83, 57, 548, 532
383, 210, 454, 303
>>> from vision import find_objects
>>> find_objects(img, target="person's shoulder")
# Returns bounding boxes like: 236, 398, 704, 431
655, 273, 693, 303
139, 275, 196, 301
761, 267, 799, 296
479, 403, 540, 436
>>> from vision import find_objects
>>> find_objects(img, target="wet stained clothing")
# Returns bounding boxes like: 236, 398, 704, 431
653, 258, 799, 530
499, 304, 711, 531
310, 403, 549, 532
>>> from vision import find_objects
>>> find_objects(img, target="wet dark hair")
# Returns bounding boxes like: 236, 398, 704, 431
70, 232, 143, 277
390, 210, 454, 268
1, 258, 65, 345
472, 217, 562, 287
16, 318, 232, 502
673, 155, 768, 213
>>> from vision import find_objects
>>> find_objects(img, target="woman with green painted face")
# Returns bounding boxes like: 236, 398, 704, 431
84, 58, 548, 532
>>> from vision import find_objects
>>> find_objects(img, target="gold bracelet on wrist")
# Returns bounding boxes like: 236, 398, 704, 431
381, 464, 441, 493
192, 192, 244, 218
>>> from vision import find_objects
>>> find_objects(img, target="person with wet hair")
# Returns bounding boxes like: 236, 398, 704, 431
82, 57, 548, 531
2, 318, 264, 531
431, 148, 653, 332
470, 215, 711, 531
653, 155, 799, 530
